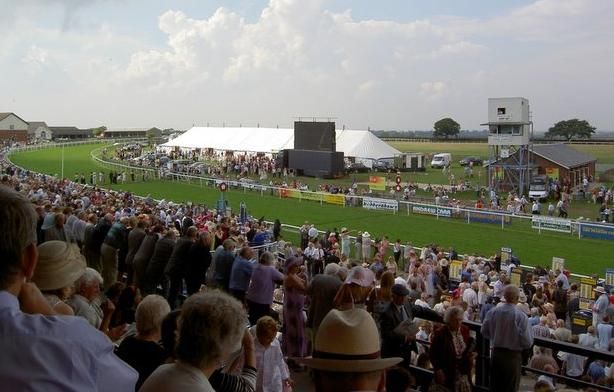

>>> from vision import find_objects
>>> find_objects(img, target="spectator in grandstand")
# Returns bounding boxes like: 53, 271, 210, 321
246, 251, 285, 326
125, 216, 148, 284
483, 284, 534, 391
596, 315, 614, 351
185, 231, 212, 295
0, 185, 138, 390
140, 291, 247, 392
69, 267, 105, 327
553, 319, 572, 342
160, 306, 258, 392
254, 315, 292, 392
229, 246, 256, 303
593, 286, 610, 327
296, 308, 402, 392
334, 266, 376, 311
552, 280, 568, 322
132, 224, 163, 289
100, 216, 129, 290
165, 226, 197, 308
560, 335, 585, 381
367, 270, 395, 326
33, 240, 86, 315
380, 283, 443, 364
214, 238, 237, 291
529, 346, 560, 373
282, 256, 307, 361
429, 306, 475, 392
307, 263, 343, 343
116, 294, 170, 390
43, 212, 68, 242
143, 229, 176, 295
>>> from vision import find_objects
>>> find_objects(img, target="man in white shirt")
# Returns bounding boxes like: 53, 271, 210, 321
0, 186, 137, 391
462, 282, 479, 310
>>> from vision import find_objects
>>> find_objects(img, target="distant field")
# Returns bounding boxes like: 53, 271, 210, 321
9, 144, 614, 276
388, 141, 614, 165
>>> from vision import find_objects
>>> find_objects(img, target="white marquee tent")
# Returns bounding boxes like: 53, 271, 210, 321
161, 127, 400, 160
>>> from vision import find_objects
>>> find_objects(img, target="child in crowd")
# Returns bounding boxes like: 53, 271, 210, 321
254, 316, 292, 392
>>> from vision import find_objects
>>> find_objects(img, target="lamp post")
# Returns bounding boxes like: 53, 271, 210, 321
61, 143, 64, 179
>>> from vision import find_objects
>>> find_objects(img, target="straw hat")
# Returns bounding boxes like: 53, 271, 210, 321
593, 286, 606, 295
33, 241, 86, 291
295, 308, 402, 372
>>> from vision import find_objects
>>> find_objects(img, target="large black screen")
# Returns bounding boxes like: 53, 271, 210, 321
293, 121, 336, 151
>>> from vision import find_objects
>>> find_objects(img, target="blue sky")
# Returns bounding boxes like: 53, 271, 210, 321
1, 0, 613, 132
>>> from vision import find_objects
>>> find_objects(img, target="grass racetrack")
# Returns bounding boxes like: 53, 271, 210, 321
10, 143, 614, 276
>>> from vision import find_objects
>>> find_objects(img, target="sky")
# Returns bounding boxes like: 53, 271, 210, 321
1, 0, 613, 132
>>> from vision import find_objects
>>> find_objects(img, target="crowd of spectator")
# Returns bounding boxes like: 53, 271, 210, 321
2, 157, 614, 391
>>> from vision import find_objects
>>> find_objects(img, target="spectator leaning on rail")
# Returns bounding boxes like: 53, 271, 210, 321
0, 185, 138, 391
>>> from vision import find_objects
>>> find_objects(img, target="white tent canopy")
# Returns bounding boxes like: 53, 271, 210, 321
161, 127, 400, 160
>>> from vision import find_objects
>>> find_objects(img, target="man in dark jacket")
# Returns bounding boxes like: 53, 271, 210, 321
143, 230, 176, 296
125, 219, 148, 285
380, 284, 443, 364
101, 217, 129, 289
213, 239, 237, 291
87, 213, 114, 273
185, 231, 212, 295
165, 226, 197, 308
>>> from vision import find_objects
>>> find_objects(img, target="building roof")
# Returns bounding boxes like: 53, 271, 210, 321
532, 143, 596, 169
104, 127, 151, 133
27, 121, 48, 134
0, 112, 29, 125
49, 126, 93, 136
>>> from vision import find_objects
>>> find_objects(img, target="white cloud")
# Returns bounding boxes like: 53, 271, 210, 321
1, 0, 614, 131
420, 81, 447, 101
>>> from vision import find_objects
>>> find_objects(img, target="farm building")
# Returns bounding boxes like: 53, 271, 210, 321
49, 126, 94, 140
498, 143, 596, 187
530, 144, 596, 186
103, 127, 162, 139
0, 112, 29, 143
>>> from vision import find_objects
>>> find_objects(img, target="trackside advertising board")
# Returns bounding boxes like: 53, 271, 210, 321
412, 204, 453, 218
579, 223, 614, 241
531, 216, 571, 233
362, 197, 398, 212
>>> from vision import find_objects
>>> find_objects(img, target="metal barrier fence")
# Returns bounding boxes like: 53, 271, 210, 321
412, 320, 614, 391
86, 147, 614, 241
8, 140, 614, 243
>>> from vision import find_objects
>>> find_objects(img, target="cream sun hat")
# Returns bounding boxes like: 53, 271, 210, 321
295, 308, 402, 372
33, 241, 86, 291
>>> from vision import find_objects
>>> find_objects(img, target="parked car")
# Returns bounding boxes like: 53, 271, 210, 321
529, 175, 549, 200
345, 162, 369, 173
430, 153, 452, 168
372, 159, 392, 172
459, 156, 483, 166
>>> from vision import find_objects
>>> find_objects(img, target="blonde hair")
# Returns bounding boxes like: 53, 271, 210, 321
256, 316, 278, 341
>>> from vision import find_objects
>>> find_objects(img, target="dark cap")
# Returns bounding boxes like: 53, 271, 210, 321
391, 283, 409, 296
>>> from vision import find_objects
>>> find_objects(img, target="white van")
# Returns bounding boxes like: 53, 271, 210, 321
430, 153, 452, 168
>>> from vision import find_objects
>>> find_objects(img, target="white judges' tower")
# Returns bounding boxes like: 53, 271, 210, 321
484, 97, 533, 195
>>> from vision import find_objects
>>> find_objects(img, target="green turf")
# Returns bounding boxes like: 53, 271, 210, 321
9, 144, 614, 276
